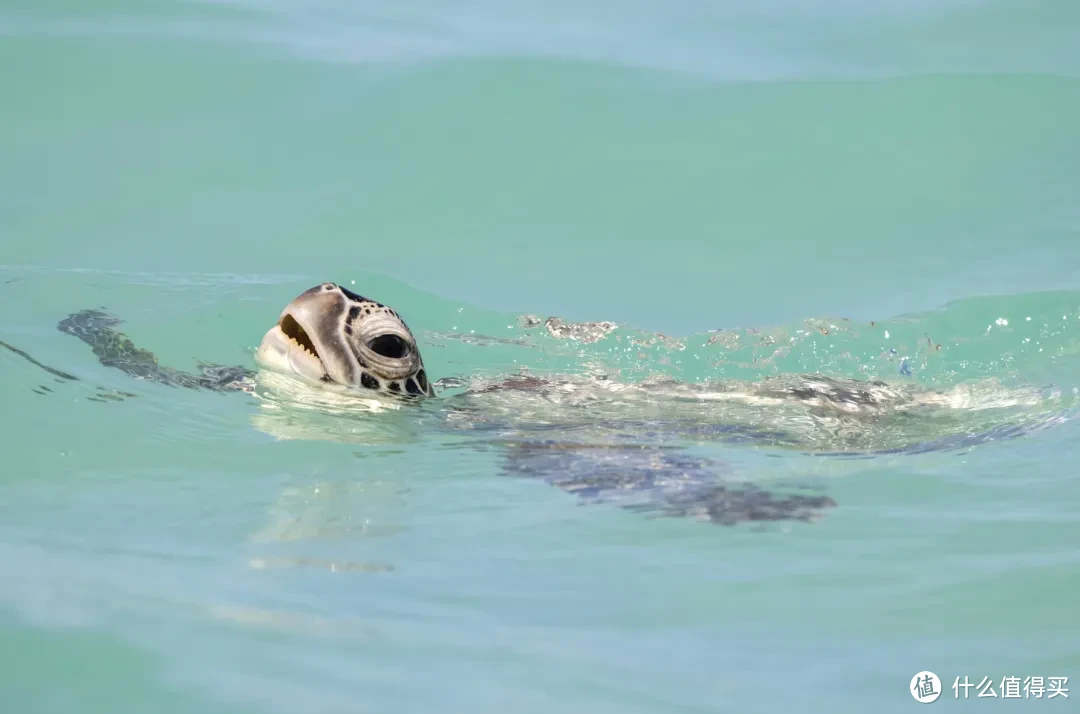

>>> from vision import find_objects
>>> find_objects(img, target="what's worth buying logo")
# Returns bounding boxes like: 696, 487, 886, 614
911, 672, 1070, 703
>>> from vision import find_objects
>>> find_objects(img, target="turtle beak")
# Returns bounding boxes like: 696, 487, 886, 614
255, 313, 330, 384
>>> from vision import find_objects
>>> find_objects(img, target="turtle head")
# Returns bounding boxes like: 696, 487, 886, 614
255, 282, 433, 397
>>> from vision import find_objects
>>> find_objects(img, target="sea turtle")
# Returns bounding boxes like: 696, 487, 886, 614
47, 282, 1066, 527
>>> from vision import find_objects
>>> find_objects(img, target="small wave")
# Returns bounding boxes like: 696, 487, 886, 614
412, 288, 1080, 455
4, 1, 1077, 81
0, 264, 310, 288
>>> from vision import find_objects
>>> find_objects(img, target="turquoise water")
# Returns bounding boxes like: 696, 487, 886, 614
3, 1, 1080, 712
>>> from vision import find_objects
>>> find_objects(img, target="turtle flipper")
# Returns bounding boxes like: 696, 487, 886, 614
498, 440, 836, 526
57, 309, 253, 392
621, 479, 836, 526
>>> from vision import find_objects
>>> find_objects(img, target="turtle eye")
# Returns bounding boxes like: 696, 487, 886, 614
368, 334, 410, 359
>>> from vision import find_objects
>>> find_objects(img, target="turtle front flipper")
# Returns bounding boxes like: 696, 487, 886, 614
498, 440, 836, 526
58, 309, 253, 392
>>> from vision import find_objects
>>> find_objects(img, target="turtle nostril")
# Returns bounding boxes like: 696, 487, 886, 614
368, 334, 410, 359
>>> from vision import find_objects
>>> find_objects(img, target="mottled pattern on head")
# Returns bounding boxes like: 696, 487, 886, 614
255, 282, 434, 397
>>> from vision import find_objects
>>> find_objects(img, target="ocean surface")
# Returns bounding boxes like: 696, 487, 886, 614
2, 1, 1080, 712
